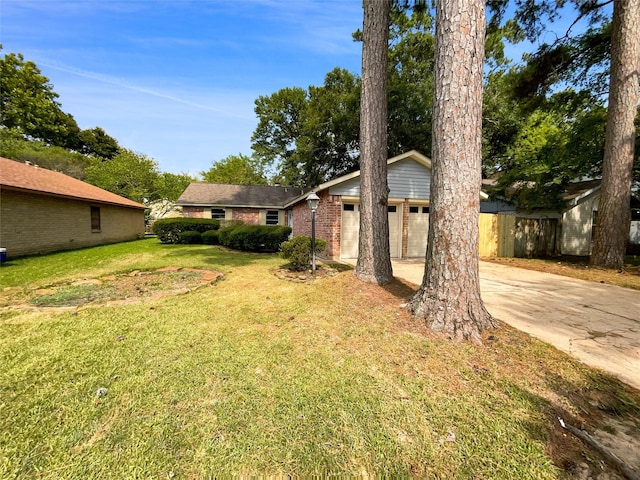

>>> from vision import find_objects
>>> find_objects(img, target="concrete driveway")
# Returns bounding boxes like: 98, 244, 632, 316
392, 259, 640, 390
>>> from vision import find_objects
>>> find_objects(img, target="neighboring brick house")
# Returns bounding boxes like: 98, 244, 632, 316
0, 157, 146, 258
176, 183, 305, 226
177, 150, 436, 260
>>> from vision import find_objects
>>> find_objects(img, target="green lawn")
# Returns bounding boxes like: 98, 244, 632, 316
1, 239, 638, 478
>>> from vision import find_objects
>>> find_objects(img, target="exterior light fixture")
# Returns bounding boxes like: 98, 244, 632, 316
306, 192, 320, 270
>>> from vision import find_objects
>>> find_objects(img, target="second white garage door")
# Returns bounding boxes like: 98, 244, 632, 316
340, 203, 402, 259
407, 205, 429, 257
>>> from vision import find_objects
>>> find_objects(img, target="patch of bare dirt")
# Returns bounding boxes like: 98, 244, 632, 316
273, 262, 351, 284
6, 267, 223, 311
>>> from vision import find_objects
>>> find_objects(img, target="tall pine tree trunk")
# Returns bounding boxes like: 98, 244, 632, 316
355, 0, 393, 285
408, 0, 496, 344
591, 0, 640, 269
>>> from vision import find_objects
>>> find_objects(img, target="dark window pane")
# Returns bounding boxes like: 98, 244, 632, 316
211, 208, 225, 219
266, 210, 279, 225
91, 206, 101, 231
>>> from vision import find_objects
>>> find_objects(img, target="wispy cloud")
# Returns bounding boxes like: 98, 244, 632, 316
35, 59, 254, 119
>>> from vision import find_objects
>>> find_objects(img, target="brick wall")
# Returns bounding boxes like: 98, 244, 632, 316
291, 190, 342, 259
232, 208, 260, 224
401, 200, 410, 258
1, 190, 145, 258
182, 206, 205, 218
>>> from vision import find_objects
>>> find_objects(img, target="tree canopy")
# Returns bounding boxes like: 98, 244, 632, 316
201, 154, 268, 185
0, 52, 120, 158
84, 149, 194, 203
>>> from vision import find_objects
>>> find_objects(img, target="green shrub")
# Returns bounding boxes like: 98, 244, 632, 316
179, 230, 202, 244
152, 218, 220, 243
280, 235, 327, 271
217, 224, 242, 247
218, 225, 292, 252
202, 230, 219, 245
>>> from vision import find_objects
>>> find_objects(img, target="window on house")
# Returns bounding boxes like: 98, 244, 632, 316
388, 205, 397, 213
409, 206, 419, 214
422, 207, 430, 214
91, 206, 101, 232
266, 210, 279, 225
343, 203, 355, 211
591, 210, 598, 239
211, 208, 226, 219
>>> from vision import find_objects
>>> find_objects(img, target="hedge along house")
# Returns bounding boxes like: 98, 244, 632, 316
177, 183, 305, 226
0, 157, 146, 258
285, 150, 437, 260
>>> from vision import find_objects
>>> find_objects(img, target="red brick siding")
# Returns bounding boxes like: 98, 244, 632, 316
292, 190, 342, 259
401, 200, 410, 258
232, 208, 260, 225
1, 190, 145, 257
182, 206, 206, 218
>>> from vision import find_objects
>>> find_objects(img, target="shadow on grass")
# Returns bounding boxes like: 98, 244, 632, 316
383, 278, 417, 301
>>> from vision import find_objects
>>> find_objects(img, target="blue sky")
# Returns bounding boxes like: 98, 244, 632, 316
2, 1, 608, 177
1, 0, 364, 175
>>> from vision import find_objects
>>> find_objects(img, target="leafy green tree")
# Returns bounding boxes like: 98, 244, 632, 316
201, 154, 268, 185
0, 127, 96, 180
251, 72, 360, 188
251, 87, 308, 185
487, 89, 611, 209
78, 127, 120, 159
251, 9, 440, 187
85, 149, 160, 202
0, 52, 81, 148
386, 6, 435, 156
154, 172, 195, 201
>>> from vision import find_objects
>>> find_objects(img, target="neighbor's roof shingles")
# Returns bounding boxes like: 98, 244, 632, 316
177, 183, 305, 208
0, 157, 146, 209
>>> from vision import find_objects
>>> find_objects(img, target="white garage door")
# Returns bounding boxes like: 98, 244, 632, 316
407, 205, 429, 258
340, 203, 402, 259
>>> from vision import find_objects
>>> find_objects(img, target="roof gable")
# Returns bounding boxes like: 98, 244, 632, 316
285, 150, 440, 207
0, 157, 146, 209
177, 183, 304, 208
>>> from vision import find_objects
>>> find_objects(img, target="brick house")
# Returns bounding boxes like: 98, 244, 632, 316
0, 157, 146, 258
177, 183, 305, 225
177, 150, 436, 260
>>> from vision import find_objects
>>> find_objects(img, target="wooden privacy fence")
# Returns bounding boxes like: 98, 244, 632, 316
479, 213, 560, 258
478, 213, 514, 257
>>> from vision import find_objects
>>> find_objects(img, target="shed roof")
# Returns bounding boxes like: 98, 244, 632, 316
0, 157, 146, 209
177, 183, 305, 208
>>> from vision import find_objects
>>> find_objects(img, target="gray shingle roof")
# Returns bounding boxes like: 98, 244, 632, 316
176, 183, 305, 208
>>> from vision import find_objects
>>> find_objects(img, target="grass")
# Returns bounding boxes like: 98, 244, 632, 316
1, 240, 639, 478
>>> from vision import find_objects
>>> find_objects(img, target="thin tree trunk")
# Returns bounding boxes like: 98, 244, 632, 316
355, 0, 393, 285
591, 0, 640, 269
408, 0, 496, 344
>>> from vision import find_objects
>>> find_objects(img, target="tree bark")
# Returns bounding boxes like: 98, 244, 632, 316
408, 0, 496, 344
591, 0, 640, 269
355, 0, 394, 285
